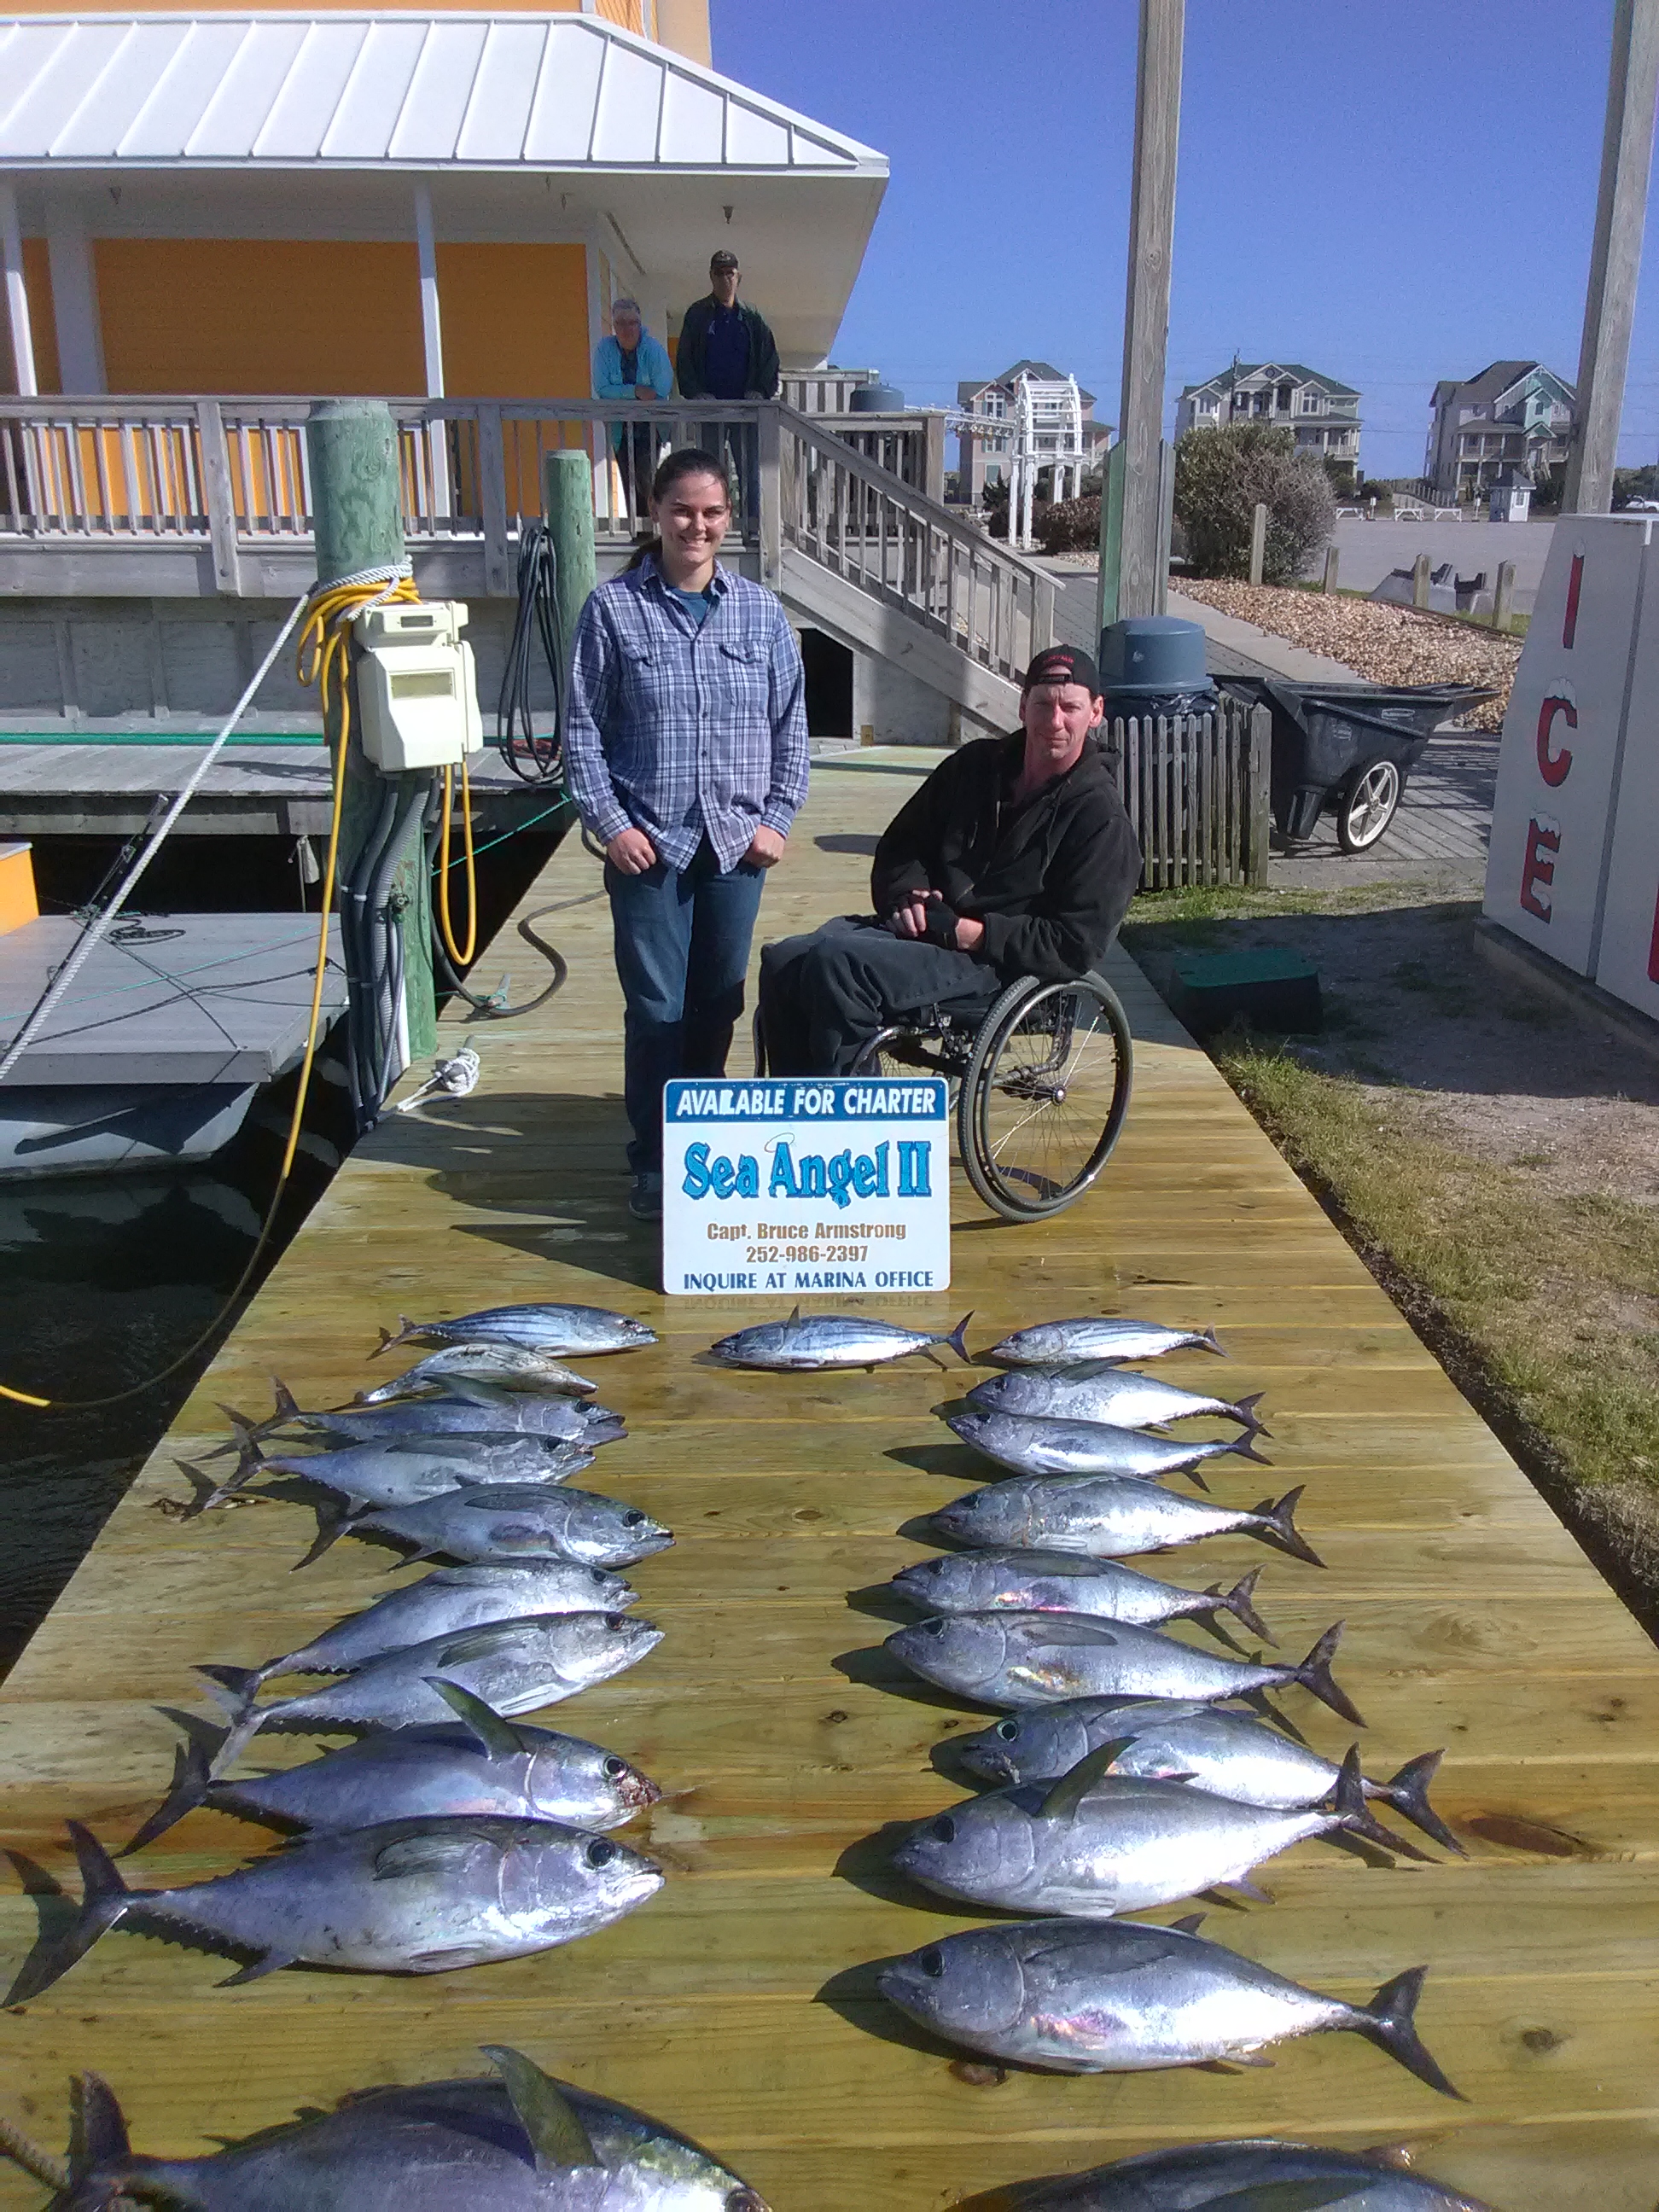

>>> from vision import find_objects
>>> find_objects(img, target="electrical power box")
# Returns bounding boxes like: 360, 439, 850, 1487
352, 600, 484, 772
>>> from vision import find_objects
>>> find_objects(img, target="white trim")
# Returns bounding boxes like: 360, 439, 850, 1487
413, 178, 443, 397
0, 183, 37, 395
45, 200, 105, 393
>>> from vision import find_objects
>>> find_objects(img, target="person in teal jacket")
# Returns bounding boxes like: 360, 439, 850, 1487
593, 297, 674, 517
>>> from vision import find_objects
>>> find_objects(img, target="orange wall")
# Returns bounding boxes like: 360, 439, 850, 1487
435, 242, 589, 401
96, 239, 425, 394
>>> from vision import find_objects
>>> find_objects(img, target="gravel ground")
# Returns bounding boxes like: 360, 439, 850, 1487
1174, 580, 1521, 731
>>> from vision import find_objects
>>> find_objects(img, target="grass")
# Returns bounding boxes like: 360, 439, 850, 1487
1211, 1029, 1659, 1519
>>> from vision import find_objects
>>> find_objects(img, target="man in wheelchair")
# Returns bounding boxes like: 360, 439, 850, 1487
757, 643, 1142, 1076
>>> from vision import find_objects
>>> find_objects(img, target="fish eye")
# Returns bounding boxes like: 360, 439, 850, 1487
589, 1569, 608, 1584
923, 1618, 947, 1638
585, 1839, 617, 1867
603, 1613, 626, 1629
923, 1559, 944, 1575
996, 1720, 1019, 1740
623, 1510, 645, 1526
930, 1816, 956, 1843
919, 1947, 945, 1978
602, 1755, 627, 1778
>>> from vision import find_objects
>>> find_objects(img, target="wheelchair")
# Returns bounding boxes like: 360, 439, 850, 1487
756, 969, 1133, 1223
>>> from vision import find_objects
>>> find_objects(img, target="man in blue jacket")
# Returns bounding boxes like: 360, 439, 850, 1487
592, 297, 674, 518
675, 251, 779, 527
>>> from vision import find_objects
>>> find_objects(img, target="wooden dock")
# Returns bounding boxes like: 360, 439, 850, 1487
3, 748, 1658, 2209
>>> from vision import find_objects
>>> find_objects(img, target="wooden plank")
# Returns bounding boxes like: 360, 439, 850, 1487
3, 743, 1657, 2209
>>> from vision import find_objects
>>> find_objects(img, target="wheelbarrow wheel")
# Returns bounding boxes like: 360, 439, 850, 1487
1337, 755, 1403, 853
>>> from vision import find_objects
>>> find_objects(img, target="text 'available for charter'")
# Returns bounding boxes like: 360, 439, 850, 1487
661, 1078, 952, 1296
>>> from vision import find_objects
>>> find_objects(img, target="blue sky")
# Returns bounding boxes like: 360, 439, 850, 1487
710, 0, 1659, 481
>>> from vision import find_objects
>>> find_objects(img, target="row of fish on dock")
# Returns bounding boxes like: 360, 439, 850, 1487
704, 1306, 1493, 2209
9, 1300, 780, 2209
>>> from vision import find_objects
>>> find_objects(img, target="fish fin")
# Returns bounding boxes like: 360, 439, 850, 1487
1290, 1623, 1365, 1728
1200, 2184, 1363, 2210
1037, 1739, 1135, 1820
435, 1622, 534, 1666
4, 1824, 131, 2005
1254, 1486, 1324, 1569
290, 1508, 355, 1573
1170, 1912, 1207, 1935
1181, 1463, 1212, 1493
483, 2046, 598, 2173
424, 1677, 525, 1758
787, 1303, 800, 1323
1057, 1358, 1121, 1380
946, 1312, 975, 1362
1333, 1744, 1433, 1861
373, 1831, 489, 1880
1379, 1749, 1466, 1856
1214, 1568, 1276, 1646
121, 1736, 215, 1856
1224, 1431, 1272, 1466
1225, 1878, 1275, 1904
217, 1951, 295, 1988
1021, 1621, 1120, 1650
1233, 1391, 1272, 1438
1200, 1327, 1227, 1356
1354, 1965, 1464, 2099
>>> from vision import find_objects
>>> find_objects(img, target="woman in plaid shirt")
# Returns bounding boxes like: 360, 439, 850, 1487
565, 449, 809, 1220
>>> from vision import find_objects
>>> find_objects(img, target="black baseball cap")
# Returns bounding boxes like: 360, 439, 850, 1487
710, 249, 741, 271
1022, 643, 1102, 696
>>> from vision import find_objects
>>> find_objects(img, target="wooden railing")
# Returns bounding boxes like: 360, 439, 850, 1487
779, 371, 876, 414
774, 405, 1055, 685
1106, 699, 1272, 888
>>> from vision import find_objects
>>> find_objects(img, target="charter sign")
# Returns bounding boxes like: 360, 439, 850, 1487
661, 1077, 951, 1297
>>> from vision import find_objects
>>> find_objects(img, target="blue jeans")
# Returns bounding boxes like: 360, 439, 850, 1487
607, 836, 768, 1173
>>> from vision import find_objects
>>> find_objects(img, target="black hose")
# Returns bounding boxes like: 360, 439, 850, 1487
496, 521, 564, 785
359, 777, 430, 1126
341, 778, 399, 1121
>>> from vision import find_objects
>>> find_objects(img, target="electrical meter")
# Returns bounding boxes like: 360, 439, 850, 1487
352, 600, 484, 771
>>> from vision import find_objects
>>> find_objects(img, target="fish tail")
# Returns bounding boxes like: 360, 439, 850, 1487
1233, 1391, 1272, 1438
1224, 1429, 1272, 1466
193, 1668, 267, 1778
269, 1376, 303, 1423
1333, 1744, 1430, 1859
169, 1457, 242, 1519
1199, 1327, 1228, 1357
4, 1825, 131, 2005
369, 1318, 419, 1359
1254, 1486, 1324, 1569
201, 1401, 264, 1460
120, 1737, 216, 1857
1215, 1567, 1276, 1645
290, 1506, 354, 1572
1353, 1965, 1464, 2098
1292, 1623, 1365, 1728
1380, 1749, 1467, 1856
55, 2069, 133, 2209
945, 1312, 975, 1363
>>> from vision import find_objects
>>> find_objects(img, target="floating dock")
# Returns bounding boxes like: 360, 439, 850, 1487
3, 750, 1657, 2209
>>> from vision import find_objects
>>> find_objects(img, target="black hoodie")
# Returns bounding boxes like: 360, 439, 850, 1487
870, 732, 1141, 985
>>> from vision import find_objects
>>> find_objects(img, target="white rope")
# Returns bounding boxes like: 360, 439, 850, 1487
0, 561, 410, 1086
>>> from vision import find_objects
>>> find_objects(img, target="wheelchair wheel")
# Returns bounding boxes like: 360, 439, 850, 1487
958, 974, 1132, 1220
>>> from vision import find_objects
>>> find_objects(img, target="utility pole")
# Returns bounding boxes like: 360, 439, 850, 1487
1564, 0, 1659, 514
1098, 0, 1185, 632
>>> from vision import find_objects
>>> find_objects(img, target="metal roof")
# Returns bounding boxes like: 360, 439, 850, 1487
0, 11, 887, 173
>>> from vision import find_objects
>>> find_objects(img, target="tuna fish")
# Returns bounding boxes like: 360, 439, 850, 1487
212, 1378, 624, 1456
988, 1318, 1226, 1365
967, 1362, 1267, 1435
9, 1813, 662, 2001
243, 1435, 597, 1513
296, 1485, 673, 1572
954, 1699, 1464, 1854
890, 1552, 1274, 1643
944, 1407, 1268, 1487
49, 2048, 769, 2210
375, 1304, 657, 1358
993, 2138, 1492, 2208
891, 1743, 1423, 1918
124, 1680, 661, 1854
197, 1611, 664, 1771
708, 1307, 973, 1371
886, 1614, 1363, 1724
934, 1474, 1322, 1567
245, 1561, 639, 1687
358, 1347, 602, 1403
876, 1916, 1460, 2093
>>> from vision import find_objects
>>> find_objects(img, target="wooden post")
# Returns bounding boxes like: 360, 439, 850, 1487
756, 404, 782, 587
1096, 438, 1126, 634
922, 410, 946, 504
1115, 0, 1185, 620
1493, 559, 1516, 631
1245, 701, 1272, 886
306, 399, 435, 1071
1155, 438, 1174, 615
195, 398, 243, 598
1412, 552, 1430, 608
1249, 500, 1267, 586
542, 446, 599, 669
1322, 544, 1339, 594
1565, 0, 1659, 514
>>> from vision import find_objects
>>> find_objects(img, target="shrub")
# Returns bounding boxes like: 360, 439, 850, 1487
1173, 422, 1337, 583
1035, 495, 1101, 554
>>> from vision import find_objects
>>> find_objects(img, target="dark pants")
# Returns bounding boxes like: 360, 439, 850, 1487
608, 838, 768, 1173
614, 425, 658, 524
758, 916, 999, 1076
698, 421, 760, 534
